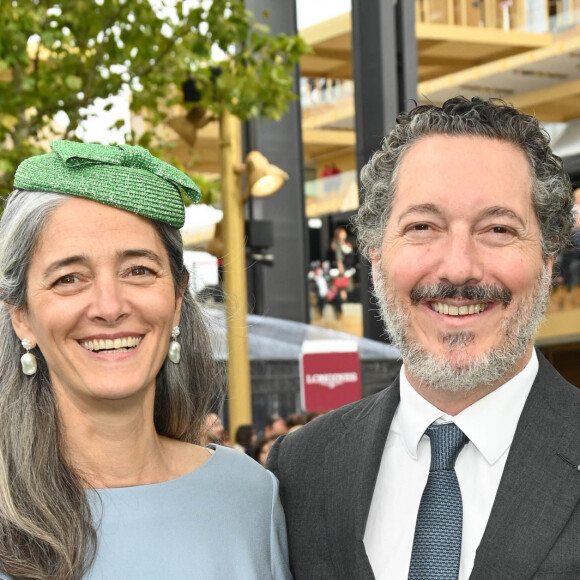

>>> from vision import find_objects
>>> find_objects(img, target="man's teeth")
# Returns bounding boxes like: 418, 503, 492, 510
81, 337, 142, 352
430, 302, 489, 316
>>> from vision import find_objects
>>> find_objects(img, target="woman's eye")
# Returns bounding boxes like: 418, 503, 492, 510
491, 226, 510, 234
55, 275, 78, 286
128, 266, 153, 277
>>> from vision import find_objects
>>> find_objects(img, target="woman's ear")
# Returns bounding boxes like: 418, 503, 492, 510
172, 274, 189, 328
8, 306, 36, 347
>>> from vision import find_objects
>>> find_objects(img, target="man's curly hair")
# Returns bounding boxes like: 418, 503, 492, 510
354, 96, 575, 260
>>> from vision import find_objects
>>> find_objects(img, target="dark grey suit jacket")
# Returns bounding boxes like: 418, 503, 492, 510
267, 350, 580, 579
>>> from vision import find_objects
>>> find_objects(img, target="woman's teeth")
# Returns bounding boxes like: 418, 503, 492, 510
80, 336, 142, 352
430, 302, 489, 316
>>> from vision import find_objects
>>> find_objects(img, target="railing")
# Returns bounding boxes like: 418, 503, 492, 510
300, 78, 355, 110
415, 0, 580, 34
305, 169, 359, 218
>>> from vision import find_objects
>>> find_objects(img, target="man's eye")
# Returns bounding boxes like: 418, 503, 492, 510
406, 223, 432, 232
490, 226, 511, 234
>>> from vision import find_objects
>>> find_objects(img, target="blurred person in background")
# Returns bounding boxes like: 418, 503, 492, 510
286, 413, 307, 433
234, 424, 257, 456
264, 414, 288, 437
254, 435, 281, 467
199, 411, 225, 446
0, 141, 291, 579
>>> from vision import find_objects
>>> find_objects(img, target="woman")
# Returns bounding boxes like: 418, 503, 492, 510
0, 141, 291, 579
254, 434, 281, 467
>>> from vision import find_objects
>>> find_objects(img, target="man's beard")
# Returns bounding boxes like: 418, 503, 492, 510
373, 262, 552, 392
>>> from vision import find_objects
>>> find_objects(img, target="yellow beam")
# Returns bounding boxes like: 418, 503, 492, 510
536, 307, 580, 346
416, 22, 552, 47
511, 78, 580, 109
302, 129, 356, 147
219, 110, 252, 437
300, 12, 351, 45
419, 36, 580, 96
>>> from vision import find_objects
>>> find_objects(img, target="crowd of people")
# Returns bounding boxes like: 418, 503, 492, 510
199, 411, 325, 466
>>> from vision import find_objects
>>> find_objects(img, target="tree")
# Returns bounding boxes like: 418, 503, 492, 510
0, 0, 309, 196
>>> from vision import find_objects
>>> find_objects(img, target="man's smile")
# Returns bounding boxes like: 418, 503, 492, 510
429, 301, 490, 316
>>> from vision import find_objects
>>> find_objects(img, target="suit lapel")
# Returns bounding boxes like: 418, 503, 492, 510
471, 353, 580, 579
324, 381, 400, 579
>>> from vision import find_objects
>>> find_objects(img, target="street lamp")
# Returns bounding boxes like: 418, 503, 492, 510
218, 110, 288, 438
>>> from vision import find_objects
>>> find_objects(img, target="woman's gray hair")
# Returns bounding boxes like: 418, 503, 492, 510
354, 96, 575, 260
0, 189, 221, 579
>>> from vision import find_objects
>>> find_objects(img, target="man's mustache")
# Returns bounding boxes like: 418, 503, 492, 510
410, 283, 512, 306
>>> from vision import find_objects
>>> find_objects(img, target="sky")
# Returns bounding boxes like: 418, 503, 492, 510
77, 0, 352, 143
296, 0, 351, 29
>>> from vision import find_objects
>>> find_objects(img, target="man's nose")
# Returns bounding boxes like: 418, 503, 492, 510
435, 231, 483, 287
87, 279, 129, 324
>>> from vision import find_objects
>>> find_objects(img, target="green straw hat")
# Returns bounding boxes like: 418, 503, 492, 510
14, 140, 201, 228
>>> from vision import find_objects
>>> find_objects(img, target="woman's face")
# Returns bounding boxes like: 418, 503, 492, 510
258, 440, 275, 466
10, 197, 182, 413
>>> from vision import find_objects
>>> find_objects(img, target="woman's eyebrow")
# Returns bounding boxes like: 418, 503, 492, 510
117, 249, 165, 267
42, 255, 88, 281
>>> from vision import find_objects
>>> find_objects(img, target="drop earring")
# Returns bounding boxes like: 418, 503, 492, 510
168, 326, 181, 364
20, 338, 37, 376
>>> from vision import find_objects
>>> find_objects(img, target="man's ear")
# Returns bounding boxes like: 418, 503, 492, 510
545, 255, 556, 279
369, 248, 380, 286
8, 306, 36, 347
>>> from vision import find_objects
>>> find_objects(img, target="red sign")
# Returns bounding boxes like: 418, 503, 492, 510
300, 350, 362, 412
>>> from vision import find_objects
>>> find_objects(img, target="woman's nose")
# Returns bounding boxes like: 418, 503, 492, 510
86, 279, 129, 324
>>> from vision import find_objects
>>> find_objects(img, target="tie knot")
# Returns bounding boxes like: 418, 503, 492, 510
425, 423, 468, 471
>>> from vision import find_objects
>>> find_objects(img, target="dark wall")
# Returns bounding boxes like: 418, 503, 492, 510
351, 0, 417, 341
243, 0, 309, 322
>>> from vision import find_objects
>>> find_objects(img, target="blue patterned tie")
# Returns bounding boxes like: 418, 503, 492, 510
408, 423, 469, 580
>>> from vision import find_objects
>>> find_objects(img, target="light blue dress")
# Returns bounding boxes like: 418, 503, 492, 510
84, 445, 292, 579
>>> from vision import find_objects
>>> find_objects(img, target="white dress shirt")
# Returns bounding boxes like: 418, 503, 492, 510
363, 350, 539, 580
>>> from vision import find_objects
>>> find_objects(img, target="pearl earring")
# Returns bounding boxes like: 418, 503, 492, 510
20, 338, 37, 376
168, 326, 181, 364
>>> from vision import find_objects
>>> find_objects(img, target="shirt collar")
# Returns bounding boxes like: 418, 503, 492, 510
398, 350, 538, 464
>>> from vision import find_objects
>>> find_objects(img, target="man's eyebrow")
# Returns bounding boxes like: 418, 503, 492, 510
479, 206, 526, 228
397, 203, 443, 224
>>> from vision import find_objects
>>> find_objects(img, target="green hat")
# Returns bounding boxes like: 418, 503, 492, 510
13, 140, 201, 228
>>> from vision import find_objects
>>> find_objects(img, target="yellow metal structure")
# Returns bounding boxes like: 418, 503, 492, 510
219, 110, 253, 437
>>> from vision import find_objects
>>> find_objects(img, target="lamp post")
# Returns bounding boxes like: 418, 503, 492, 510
216, 109, 289, 437
219, 109, 253, 438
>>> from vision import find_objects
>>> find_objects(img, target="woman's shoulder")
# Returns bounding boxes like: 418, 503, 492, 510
206, 444, 277, 491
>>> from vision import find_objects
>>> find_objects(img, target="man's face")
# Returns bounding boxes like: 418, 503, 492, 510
371, 135, 553, 393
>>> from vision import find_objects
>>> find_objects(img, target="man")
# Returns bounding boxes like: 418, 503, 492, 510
267, 97, 580, 580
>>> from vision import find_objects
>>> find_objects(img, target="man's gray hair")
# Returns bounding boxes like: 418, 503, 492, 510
354, 96, 575, 260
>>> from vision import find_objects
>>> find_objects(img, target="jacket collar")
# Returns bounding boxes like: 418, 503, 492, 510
324, 379, 400, 579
